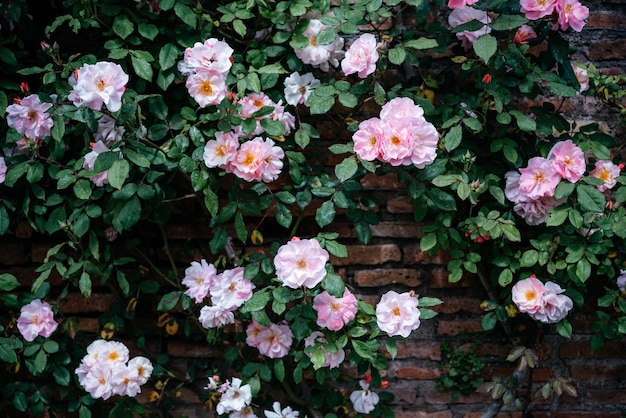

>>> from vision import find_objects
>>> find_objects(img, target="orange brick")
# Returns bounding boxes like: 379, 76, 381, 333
437, 319, 484, 337
330, 244, 401, 266
394, 366, 440, 380
354, 268, 422, 287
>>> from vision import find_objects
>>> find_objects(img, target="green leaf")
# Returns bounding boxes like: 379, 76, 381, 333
352, 340, 375, 360
108, 159, 129, 190
388, 47, 406, 65
275, 203, 293, 229
34, 348, 47, 373
472, 34, 497, 64
554, 181, 576, 199
0, 274, 20, 291
131, 55, 153, 81
489, 14, 528, 30
404, 37, 438, 50
233, 19, 247, 37
432, 174, 462, 188
0, 344, 17, 363
556, 321, 572, 338
13, 392, 28, 412
51, 115, 65, 141
113, 15, 134, 39
335, 158, 358, 182
546, 210, 568, 227
443, 125, 462, 152
576, 184, 606, 213
315, 200, 336, 227
481, 312, 497, 331
509, 110, 537, 132
174, 3, 197, 28
322, 273, 344, 297
241, 290, 270, 313
420, 233, 437, 252
159, 43, 180, 70
138, 23, 158, 40
498, 269, 513, 287
386, 339, 398, 360
79, 271, 91, 298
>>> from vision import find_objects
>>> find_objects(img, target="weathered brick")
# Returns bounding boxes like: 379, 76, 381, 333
62, 293, 117, 313
360, 172, 405, 189
167, 341, 222, 358
482, 367, 553, 382
587, 389, 626, 405
403, 245, 450, 265
394, 366, 440, 380
370, 221, 424, 238
0, 242, 30, 265
587, 11, 626, 29
386, 196, 415, 214
395, 411, 452, 418
588, 39, 626, 61
394, 341, 441, 360
430, 268, 477, 288
559, 340, 624, 359
571, 364, 626, 382
330, 244, 401, 266
425, 391, 489, 404
437, 319, 484, 337
354, 268, 422, 287
433, 296, 482, 314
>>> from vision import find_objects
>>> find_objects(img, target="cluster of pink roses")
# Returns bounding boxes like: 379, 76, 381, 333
179, 38, 233, 108
17, 299, 59, 342
245, 319, 293, 359
505, 140, 621, 225
352, 97, 439, 168
181, 260, 255, 329
520, 0, 589, 32
294, 19, 345, 72
75, 339, 153, 399
511, 275, 573, 323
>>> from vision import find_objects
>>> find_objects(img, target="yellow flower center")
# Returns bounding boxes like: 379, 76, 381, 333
200, 80, 213, 96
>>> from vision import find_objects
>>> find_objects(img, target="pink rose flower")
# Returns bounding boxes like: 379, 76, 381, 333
589, 160, 621, 192
274, 238, 330, 289
547, 140, 586, 183
6, 94, 54, 139
513, 25, 538, 44
313, 289, 358, 331
203, 131, 239, 169
520, 0, 557, 20
556, 0, 589, 32
185, 68, 227, 108
0, 157, 6, 184
294, 19, 345, 72
283, 72, 320, 106
409, 119, 440, 169
17, 299, 59, 342
375, 290, 421, 338
617, 270, 626, 292
378, 120, 416, 166
518, 157, 561, 199
447, 0, 479, 8
68, 61, 129, 112
256, 322, 293, 359
513, 196, 565, 226
210, 267, 255, 310
349, 379, 380, 414
95, 115, 125, 146
245, 320, 266, 349
511, 275, 545, 315
183, 38, 234, 76
535, 282, 573, 323
353, 117, 383, 161
341, 33, 380, 78
198, 305, 235, 329
380, 97, 425, 120
448, 7, 491, 49
229, 137, 284, 183
572, 64, 589, 92
182, 259, 218, 303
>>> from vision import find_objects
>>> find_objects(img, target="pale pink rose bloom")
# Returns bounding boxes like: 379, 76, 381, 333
380, 97, 425, 120
572, 64, 589, 92
304, 331, 346, 369
556, 0, 589, 32
211, 267, 255, 310
274, 238, 329, 289
353, 118, 383, 161
257, 322, 293, 359
80, 361, 115, 400
520, 0, 557, 20
204, 131, 239, 169
182, 259, 218, 303
518, 157, 561, 199
98, 340, 131, 366
198, 305, 235, 329
350, 379, 380, 414
184, 38, 234, 75
448, 0, 479, 8
589, 160, 621, 192
95, 115, 125, 146
216, 378, 252, 415
238, 92, 274, 119
78, 339, 114, 369
231, 406, 259, 418
617, 270, 626, 292
245, 320, 267, 348
0, 157, 6, 184
110, 363, 141, 397
448, 7, 491, 49
547, 140, 586, 183
378, 120, 416, 166
511, 275, 545, 315
294, 19, 345, 72
6, 94, 54, 139
230, 137, 284, 183
514, 196, 564, 225
127, 356, 153, 385
68, 62, 129, 112
534, 281, 573, 323
376, 290, 421, 338
186, 68, 227, 108
83, 140, 111, 185
504, 170, 525, 203
17, 299, 58, 342
270, 101, 296, 136
410, 120, 439, 169
264, 401, 299, 418
513, 25, 538, 44
283, 72, 320, 106
13, 136, 42, 155
313, 289, 358, 331
341, 33, 380, 78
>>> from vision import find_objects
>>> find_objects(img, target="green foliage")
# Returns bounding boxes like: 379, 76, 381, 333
436, 343, 485, 400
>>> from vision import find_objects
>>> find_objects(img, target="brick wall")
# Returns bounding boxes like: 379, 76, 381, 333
2, 2, 626, 418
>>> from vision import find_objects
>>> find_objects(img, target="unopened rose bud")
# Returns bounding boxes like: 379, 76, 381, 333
381, 381, 389, 389
482, 74, 491, 85
20, 82, 29, 93
363, 374, 372, 383
41, 41, 51, 52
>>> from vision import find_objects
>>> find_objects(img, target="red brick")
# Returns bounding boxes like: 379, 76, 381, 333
394, 366, 440, 380
587, 389, 626, 405
62, 293, 117, 313
403, 245, 450, 265
330, 244, 401, 266
76, 318, 99, 332
354, 268, 422, 287
360, 172, 405, 189
433, 296, 482, 314
586, 11, 626, 29
0, 242, 30, 265
425, 391, 489, 404
571, 364, 626, 382
386, 196, 415, 214
559, 340, 624, 359
167, 341, 222, 358
430, 268, 478, 288
588, 39, 626, 61
370, 221, 424, 238
437, 319, 484, 337
394, 341, 441, 360
395, 411, 452, 418
482, 367, 553, 382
